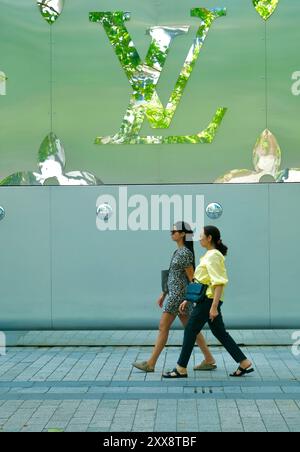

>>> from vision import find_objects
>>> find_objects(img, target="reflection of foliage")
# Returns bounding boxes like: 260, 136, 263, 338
225, 127, 300, 183
0, 133, 102, 186
90, 12, 139, 80
215, 129, 283, 183
37, 0, 64, 24
253, 0, 279, 21
91, 8, 227, 145
0, 73, 8, 82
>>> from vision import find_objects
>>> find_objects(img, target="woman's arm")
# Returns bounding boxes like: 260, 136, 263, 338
179, 267, 195, 314
209, 285, 223, 321
157, 292, 167, 308
185, 266, 194, 282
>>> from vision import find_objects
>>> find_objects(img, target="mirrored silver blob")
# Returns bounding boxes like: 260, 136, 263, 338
253, 129, 281, 175
0, 207, 5, 221
275, 168, 300, 183
0, 71, 7, 95
96, 203, 113, 222
253, 0, 279, 21
37, 0, 64, 24
215, 129, 282, 183
0, 133, 102, 186
206, 203, 223, 220
215, 169, 262, 184
59, 171, 101, 186
0, 171, 45, 186
215, 128, 300, 184
37, 133, 65, 182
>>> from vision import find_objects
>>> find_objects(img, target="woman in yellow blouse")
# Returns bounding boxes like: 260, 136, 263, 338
132, 221, 216, 373
163, 225, 254, 378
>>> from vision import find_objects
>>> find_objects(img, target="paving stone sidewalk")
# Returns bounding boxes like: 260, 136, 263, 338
3, 329, 296, 346
0, 331, 299, 432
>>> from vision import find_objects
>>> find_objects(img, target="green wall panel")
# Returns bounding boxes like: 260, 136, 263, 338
0, 0, 50, 180
1, 0, 298, 184
0, 187, 52, 329
267, 1, 300, 172
269, 184, 300, 328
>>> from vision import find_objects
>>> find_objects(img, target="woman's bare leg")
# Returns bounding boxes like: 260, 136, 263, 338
147, 312, 176, 368
178, 314, 215, 364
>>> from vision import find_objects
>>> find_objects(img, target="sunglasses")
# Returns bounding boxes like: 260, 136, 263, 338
170, 230, 182, 235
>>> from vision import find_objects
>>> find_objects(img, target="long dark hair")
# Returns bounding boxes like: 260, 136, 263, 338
203, 225, 228, 256
174, 221, 195, 269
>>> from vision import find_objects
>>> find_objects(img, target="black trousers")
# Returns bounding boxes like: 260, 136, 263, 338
177, 297, 247, 368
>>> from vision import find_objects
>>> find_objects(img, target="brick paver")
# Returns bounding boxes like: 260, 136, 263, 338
0, 333, 299, 432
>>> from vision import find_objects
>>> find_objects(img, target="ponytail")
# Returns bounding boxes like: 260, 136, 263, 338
216, 239, 228, 256
204, 225, 228, 256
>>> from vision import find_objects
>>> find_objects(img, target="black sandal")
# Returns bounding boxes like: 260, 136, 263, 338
162, 368, 188, 379
230, 366, 255, 377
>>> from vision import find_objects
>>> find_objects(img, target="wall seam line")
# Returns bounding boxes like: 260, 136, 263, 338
49, 187, 54, 329
268, 184, 272, 328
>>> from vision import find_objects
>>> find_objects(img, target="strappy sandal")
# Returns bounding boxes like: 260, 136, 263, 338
230, 366, 255, 377
162, 368, 188, 379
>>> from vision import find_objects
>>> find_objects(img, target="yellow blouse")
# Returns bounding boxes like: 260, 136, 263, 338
194, 249, 228, 301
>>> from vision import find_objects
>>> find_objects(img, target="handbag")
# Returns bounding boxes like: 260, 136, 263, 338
161, 270, 169, 294
185, 281, 208, 303
161, 250, 177, 294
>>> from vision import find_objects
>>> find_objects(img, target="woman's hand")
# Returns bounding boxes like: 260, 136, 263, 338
157, 293, 166, 308
179, 300, 189, 314
210, 286, 223, 322
209, 307, 219, 322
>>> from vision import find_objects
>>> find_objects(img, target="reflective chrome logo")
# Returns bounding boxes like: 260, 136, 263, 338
90, 8, 227, 145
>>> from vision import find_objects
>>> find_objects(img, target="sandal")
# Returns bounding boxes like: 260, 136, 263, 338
230, 366, 254, 377
132, 361, 155, 373
162, 368, 188, 379
194, 361, 217, 371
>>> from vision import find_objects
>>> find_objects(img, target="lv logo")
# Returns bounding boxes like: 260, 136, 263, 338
90, 8, 227, 145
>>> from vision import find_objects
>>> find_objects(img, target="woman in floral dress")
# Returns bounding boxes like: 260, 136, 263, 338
132, 221, 216, 373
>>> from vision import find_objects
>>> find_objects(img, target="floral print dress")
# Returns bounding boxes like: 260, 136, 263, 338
163, 246, 194, 316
